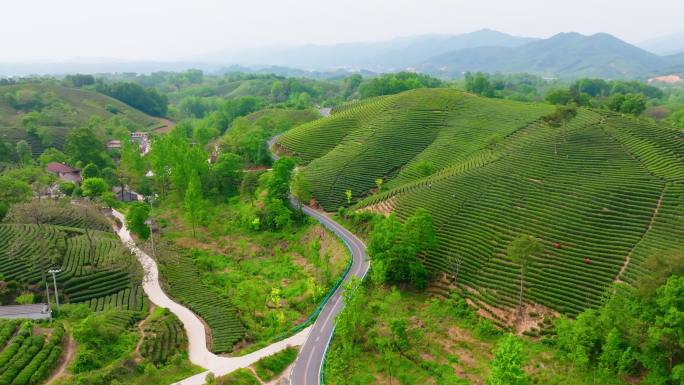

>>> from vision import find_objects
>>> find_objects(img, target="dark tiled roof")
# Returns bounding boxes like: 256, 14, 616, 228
46, 162, 77, 174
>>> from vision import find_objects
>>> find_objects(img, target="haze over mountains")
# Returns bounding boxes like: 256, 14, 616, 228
2, 29, 684, 79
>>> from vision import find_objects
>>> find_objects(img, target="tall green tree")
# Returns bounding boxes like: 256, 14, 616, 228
65, 127, 109, 168
507, 235, 543, 314
487, 334, 527, 385
290, 170, 311, 208
125, 202, 151, 240
15, 140, 32, 164
267, 156, 295, 202
118, 139, 146, 193
211, 152, 243, 198
184, 172, 205, 238
81, 178, 109, 198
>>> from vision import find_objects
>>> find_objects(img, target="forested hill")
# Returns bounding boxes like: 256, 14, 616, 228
277, 88, 684, 320
0, 82, 161, 156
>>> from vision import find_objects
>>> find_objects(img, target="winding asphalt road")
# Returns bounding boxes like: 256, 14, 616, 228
288, 205, 369, 385
269, 132, 371, 384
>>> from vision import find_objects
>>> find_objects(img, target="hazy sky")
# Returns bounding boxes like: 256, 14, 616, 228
1, 0, 681, 61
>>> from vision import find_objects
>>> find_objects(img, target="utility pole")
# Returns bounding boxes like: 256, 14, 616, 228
48, 269, 61, 311
44, 279, 51, 308
145, 193, 158, 260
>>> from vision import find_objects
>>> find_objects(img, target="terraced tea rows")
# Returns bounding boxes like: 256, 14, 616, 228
278, 89, 552, 209
277, 88, 684, 316
0, 320, 64, 385
7, 202, 112, 232
0, 224, 144, 311
159, 249, 244, 353
140, 309, 187, 365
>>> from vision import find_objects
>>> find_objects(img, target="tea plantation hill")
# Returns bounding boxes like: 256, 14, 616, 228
276, 88, 684, 321
0, 202, 145, 312
0, 83, 160, 156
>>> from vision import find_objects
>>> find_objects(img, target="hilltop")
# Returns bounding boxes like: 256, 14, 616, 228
422, 32, 676, 78
277, 88, 684, 323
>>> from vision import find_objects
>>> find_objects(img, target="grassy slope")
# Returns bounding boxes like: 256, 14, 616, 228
152, 200, 349, 353
0, 83, 157, 127
0, 83, 160, 154
324, 286, 629, 385
276, 88, 684, 317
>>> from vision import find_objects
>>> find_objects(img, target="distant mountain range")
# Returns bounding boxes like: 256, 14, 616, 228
199, 29, 536, 71
420, 32, 684, 79
200, 29, 684, 79
638, 31, 684, 55
2, 29, 683, 79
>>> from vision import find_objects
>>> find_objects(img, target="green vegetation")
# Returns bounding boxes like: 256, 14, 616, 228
56, 304, 200, 385
140, 308, 188, 366
209, 368, 260, 385
94, 81, 168, 117
0, 320, 65, 385
278, 87, 684, 322
0, 200, 144, 311
0, 82, 159, 157
153, 197, 348, 352
358, 72, 443, 98
253, 346, 298, 381
324, 281, 626, 385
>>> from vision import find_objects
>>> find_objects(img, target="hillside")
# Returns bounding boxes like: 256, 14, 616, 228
0, 83, 160, 154
276, 88, 684, 319
0, 201, 145, 312
422, 32, 669, 78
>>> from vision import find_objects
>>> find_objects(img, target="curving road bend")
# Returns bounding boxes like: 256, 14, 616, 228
288, 204, 369, 385
270, 129, 371, 385
111, 209, 310, 385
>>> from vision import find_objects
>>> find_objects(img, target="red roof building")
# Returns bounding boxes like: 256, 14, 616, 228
45, 162, 81, 184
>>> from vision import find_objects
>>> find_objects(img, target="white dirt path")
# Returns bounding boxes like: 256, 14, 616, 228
111, 209, 310, 384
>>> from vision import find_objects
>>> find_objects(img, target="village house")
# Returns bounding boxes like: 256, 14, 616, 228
106, 140, 122, 150
45, 162, 81, 184
130, 132, 150, 154
112, 186, 143, 202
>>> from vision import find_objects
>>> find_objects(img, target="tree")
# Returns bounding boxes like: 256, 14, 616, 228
81, 163, 100, 179
507, 235, 543, 314
267, 156, 295, 201
118, 139, 146, 194
211, 152, 243, 198
290, 170, 311, 208
240, 171, 260, 202
487, 334, 527, 385
95, 81, 168, 116
608, 93, 646, 116
0, 176, 32, 205
81, 178, 109, 198
38, 148, 67, 166
125, 202, 151, 240
465, 72, 496, 97
650, 275, 684, 379
635, 251, 684, 298
345, 189, 352, 206
374, 178, 384, 192
184, 172, 205, 237
545, 89, 573, 105
15, 140, 32, 164
65, 127, 109, 168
